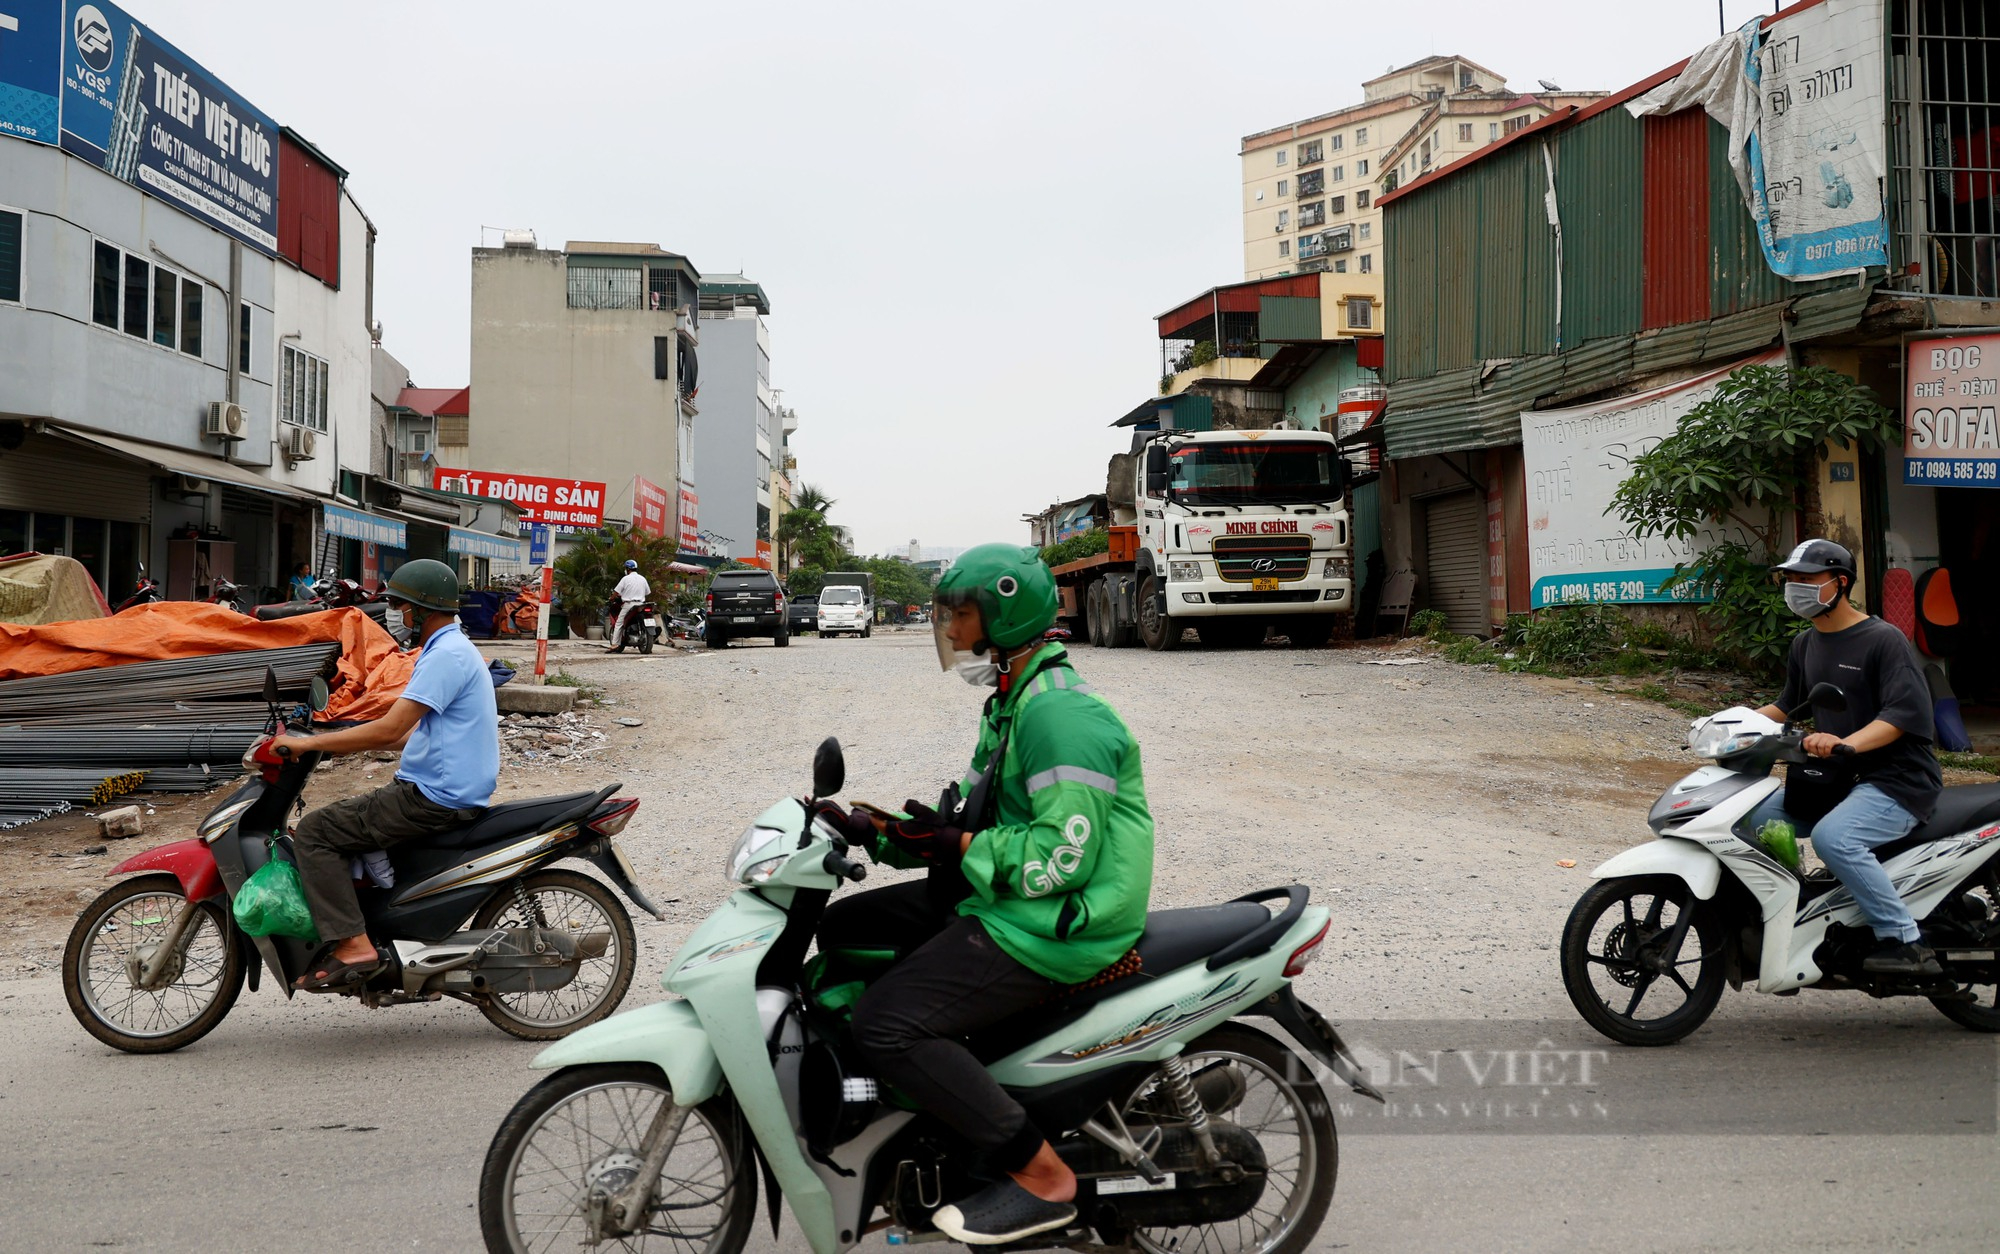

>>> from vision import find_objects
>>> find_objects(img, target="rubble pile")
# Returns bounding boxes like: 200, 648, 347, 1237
498, 710, 608, 767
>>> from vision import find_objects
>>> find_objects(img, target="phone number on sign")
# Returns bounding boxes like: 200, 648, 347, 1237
1905, 458, 2000, 484
1538, 579, 1652, 606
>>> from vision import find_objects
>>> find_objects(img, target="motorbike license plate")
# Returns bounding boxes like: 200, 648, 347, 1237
608, 840, 642, 886
643, 618, 658, 628
1252, 577, 1280, 592
1098, 1172, 1177, 1195
733, 616, 756, 623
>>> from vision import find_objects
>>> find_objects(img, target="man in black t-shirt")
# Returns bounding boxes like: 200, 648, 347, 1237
1743, 539, 1945, 975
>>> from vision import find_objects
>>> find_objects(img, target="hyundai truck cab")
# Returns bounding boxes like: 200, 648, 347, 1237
817, 584, 871, 638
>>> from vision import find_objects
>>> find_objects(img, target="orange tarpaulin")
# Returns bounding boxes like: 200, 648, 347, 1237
0, 601, 417, 722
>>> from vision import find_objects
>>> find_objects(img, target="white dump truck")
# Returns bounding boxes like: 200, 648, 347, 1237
1053, 428, 1354, 649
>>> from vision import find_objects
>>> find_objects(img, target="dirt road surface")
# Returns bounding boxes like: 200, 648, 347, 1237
2, 631, 1992, 1251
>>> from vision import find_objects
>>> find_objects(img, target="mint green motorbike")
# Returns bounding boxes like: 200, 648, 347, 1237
478, 740, 1381, 1254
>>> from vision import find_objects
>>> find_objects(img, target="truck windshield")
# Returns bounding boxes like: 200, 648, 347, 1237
822, 588, 862, 604
1169, 441, 1345, 505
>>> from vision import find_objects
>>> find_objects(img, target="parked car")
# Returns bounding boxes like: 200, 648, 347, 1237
786, 593, 819, 635
705, 569, 790, 648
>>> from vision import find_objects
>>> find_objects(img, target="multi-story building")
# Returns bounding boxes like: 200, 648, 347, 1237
466, 237, 700, 554
0, 3, 386, 603
691, 274, 780, 567
1240, 56, 1601, 338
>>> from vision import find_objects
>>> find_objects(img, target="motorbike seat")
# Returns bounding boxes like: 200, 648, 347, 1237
1873, 783, 2000, 862
413, 789, 604, 853
968, 901, 1276, 1064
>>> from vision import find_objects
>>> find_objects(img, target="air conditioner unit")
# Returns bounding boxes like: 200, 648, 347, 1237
204, 401, 246, 441
171, 474, 209, 497
282, 423, 317, 461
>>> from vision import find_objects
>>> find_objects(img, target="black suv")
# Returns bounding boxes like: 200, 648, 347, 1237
706, 569, 789, 648
786, 593, 819, 635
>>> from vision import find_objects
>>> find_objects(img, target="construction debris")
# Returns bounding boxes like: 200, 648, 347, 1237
97, 806, 144, 839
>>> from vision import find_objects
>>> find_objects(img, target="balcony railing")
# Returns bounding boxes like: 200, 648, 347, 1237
1296, 171, 1326, 196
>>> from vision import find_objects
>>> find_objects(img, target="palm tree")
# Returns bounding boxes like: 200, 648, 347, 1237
793, 484, 836, 515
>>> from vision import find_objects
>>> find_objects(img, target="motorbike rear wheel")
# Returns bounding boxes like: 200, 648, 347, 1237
471, 870, 637, 1041
480, 1063, 756, 1254
62, 873, 246, 1054
1562, 876, 1725, 1046
1931, 874, 2000, 1031
1114, 1023, 1337, 1254
637, 626, 655, 655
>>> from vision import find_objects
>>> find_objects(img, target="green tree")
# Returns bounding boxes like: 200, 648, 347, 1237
857, 556, 935, 614
551, 527, 683, 621
1610, 364, 1899, 672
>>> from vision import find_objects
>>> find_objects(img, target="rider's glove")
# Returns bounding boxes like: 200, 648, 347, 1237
809, 799, 878, 845
880, 799, 963, 866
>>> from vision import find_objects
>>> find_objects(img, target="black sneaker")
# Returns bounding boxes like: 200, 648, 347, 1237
1861, 940, 1943, 976
931, 1180, 1077, 1246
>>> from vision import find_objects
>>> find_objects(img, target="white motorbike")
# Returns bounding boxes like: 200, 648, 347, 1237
1562, 682, 2000, 1045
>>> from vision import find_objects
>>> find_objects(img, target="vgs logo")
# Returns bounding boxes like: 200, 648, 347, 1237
73, 5, 114, 73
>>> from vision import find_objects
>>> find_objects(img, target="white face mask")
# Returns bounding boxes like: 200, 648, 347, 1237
954, 657, 1001, 688
1783, 580, 1837, 619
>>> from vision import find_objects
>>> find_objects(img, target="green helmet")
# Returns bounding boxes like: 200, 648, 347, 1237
934, 543, 1058, 654
384, 558, 461, 614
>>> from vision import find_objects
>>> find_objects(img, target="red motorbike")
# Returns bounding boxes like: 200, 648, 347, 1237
61, 671, 662, 1053
112, 563, 162, 612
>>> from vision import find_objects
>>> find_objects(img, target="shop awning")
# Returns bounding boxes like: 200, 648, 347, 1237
323, 503, 407, 547
48, 426, 317, 502
448, 526, 525, 561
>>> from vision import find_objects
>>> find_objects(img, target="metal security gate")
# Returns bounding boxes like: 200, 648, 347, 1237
1422, 491, 1486, 636
1890, 0, 2000, 297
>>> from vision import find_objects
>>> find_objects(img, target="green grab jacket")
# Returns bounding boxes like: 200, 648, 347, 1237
880, 643, 1156, 984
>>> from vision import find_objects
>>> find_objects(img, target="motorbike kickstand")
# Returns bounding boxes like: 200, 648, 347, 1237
612, 1100, 694, 1235
1080, 1103, 1168, 1185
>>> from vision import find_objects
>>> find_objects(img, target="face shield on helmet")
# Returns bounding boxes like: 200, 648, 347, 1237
931, 592, 982, 670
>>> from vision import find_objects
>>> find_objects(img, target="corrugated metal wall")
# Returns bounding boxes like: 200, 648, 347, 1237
1258, 295, 1322, 343
1557, 107, 1645, 345
1641, 110, 1710, 328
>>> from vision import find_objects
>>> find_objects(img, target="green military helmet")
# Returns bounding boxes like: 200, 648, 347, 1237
933, 543, 1058, 660
384, 558, 461, 614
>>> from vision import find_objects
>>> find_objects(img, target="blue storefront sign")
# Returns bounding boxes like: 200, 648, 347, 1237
0, 0, 62, 143
448, 526, 525, 562
58, 1, 278, 253
323, 503, 406, 549
527, 523, 551, 566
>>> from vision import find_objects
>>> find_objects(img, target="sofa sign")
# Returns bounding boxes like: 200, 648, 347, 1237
57, 1, 280, 253
1905, 334, 2000, 488
432, 467, 607, 528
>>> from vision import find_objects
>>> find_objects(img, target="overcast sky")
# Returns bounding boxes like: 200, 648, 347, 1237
142, 0, 1785, 556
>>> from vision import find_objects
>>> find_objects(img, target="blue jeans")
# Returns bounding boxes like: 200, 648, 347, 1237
1743, 783, 1921, 942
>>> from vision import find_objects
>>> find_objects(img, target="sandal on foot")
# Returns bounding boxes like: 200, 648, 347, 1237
295, 948, 385, 992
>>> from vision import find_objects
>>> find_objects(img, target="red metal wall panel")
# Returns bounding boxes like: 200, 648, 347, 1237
1640, 110, 1710, 329
1157, 274, 1320, 338
278, 135, 340, 287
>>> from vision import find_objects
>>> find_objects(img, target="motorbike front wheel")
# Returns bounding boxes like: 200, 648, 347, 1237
62, 873, 246, 1053
1115, 1023, 1337, 1254
1562, 876, 1725, 1046
470, 870, 638, 1040
637, 626, 654, 654
480, 1063, 756, 1254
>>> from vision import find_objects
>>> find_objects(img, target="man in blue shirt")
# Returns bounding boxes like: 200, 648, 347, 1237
272, 559, 498, 991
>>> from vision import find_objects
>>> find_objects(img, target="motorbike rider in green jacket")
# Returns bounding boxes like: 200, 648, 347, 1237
816, 543, 1157, 1245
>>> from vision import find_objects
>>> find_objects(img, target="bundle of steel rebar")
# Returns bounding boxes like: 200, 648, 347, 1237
0, 768, 150, 806
0, 643, 338, 720
0, 724, 265, 769
0, 701, 268, 731
142, 766, 245, 791
0, 801, 70, 830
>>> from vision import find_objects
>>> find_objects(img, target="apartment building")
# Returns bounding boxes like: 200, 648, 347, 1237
466, 237, 700, 552
1240, 56, 1600, 338
692, 274, 799, 569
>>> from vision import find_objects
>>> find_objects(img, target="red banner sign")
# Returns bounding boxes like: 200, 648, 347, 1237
632, 475, 673, 539
433, 467, 607, 528
678, 485, 701, 550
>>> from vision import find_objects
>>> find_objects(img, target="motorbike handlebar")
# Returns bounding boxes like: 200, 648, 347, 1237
1831, 743, 1857, 759
823, 850, 868, 883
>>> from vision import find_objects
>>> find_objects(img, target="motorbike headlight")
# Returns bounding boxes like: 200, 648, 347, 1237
1687, 720, 1762, 759
1169, 561, 1202, 582
727, 825, 785, 883
1324, 557, 1353, 581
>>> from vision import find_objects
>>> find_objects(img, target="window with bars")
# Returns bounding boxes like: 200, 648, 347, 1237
282, 344, 331, 432
1889, 0, 2000, 297
566, 264, 644, 309
1346, 298, 1373, 329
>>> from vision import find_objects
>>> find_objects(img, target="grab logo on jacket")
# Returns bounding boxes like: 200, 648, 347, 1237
1023, 815, 1091, 898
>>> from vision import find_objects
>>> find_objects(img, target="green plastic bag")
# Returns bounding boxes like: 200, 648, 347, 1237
233, 853, 320, 942
1756, 819, 1801, 872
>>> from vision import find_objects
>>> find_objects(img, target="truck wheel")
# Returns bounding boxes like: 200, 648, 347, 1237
706, 630, 728, 649
774, 628, 790, 647
1286, 616, 1335, 648
1137, 574, 1181, 651
1086, 583, 1108, 647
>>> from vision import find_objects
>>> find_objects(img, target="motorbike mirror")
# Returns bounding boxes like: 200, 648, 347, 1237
1786, 682, 1848, 722
812, 737, 846, 799
262, 666, 280, 706
308, 676, 329, 712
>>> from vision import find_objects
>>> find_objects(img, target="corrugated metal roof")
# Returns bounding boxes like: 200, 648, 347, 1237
395, 387, 469, 417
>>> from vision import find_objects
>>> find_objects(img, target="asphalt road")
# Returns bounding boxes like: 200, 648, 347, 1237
3, 630, 1994, 1252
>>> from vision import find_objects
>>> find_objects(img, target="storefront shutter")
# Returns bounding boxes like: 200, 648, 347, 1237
1423, 490, 1486, 636
0, 434, 154, 523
